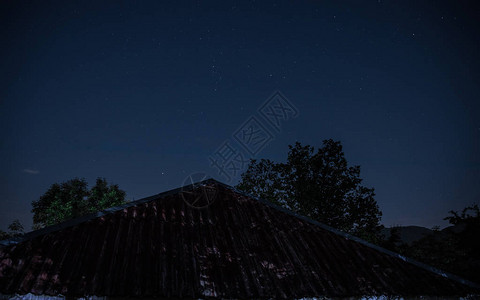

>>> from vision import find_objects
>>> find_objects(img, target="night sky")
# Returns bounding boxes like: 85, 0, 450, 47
1, 1, 479, 231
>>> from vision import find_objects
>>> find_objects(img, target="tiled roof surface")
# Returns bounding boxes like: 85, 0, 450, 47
0, 180, 478, 298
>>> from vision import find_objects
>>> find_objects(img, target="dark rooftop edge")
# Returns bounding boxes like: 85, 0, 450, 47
1, 178, 479, 291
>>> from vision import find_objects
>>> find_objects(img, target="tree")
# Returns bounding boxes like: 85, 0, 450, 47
32, 178, 126, 228
88, 178, 126, 212
236, 140, 382, 241
381, 226, 402, 250
0, 219, 25, 240
405, 229, 465, 273
442, 204, 480, 282
444, 204, 480, 259
8, 219, 24, 237
380, 204, 480, 283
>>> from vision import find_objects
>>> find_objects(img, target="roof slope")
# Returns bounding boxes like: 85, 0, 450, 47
0, 180, 478, 298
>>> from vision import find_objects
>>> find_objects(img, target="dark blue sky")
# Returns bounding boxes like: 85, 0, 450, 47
1, 0, 479, 231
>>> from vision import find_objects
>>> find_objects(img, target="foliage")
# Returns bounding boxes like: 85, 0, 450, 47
87, 178, 127, 212
0, 219, 25, 240
444, 204, 480, 259
381, 204, 480, 284
442, 204, 480, 282
380, 225, 402, 250
406, 231, 465, 272
8, 219, 24, 236
31, 178, 126, 228
236, 140, 383, 242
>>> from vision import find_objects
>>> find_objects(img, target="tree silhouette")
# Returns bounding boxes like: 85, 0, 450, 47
444, 204, 480, 260
381, 204, 480, 283
32, 178, 126, 229
237, 140, 382, 242
0, 219, 25, 240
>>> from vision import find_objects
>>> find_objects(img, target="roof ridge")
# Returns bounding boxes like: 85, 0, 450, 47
0, 178, 219, 247
1, 178, 479, 291
217, 181, 480, 291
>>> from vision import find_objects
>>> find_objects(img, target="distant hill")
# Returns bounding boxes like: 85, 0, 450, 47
381, 224, 466, 245
381, 222, 479, 284
381, 226, 434, 245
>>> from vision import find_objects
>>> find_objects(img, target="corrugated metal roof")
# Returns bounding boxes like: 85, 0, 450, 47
0, 179, 478, 298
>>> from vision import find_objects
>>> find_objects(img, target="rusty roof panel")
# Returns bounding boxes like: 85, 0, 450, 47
0, 180, 478, 298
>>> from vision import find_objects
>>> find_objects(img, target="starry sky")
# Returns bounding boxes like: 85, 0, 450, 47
1, 0, 479, 231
